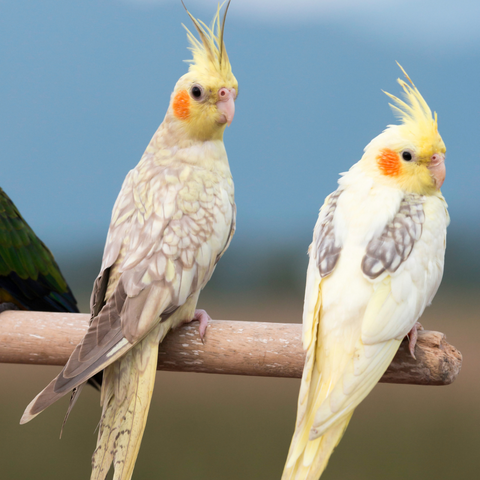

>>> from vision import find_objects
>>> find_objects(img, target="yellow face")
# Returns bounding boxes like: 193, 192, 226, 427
171, 72, 238, 141
375, 126, 446, 195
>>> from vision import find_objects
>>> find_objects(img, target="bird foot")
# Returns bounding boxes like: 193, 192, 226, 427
188, 309, 211, 343
406, 322, 424, 360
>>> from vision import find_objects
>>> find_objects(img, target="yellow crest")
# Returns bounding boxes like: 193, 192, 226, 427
182, 1, 235, 84
383, 63, 443, 151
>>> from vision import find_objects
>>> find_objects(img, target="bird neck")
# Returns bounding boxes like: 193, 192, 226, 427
141, 115, 232, 177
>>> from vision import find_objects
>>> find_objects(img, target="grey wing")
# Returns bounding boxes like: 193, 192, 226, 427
21, 165, 234, 422
361, 194, 447, 345
361, 193, 425, 279
302, 188, 343, 349
314, 188, 343, 277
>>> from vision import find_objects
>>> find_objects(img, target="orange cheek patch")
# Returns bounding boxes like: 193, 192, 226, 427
377, 148, 401, 177
172, 90, 190, 120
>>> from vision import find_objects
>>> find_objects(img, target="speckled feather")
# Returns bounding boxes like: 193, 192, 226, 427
314, 189, 343, 278
21, 115, 236, 418
21, 5, 237, 480
362, 193, 425, 279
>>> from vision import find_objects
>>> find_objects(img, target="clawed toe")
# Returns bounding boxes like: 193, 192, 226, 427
192, 309, 211, 343
407, 322, 423, 360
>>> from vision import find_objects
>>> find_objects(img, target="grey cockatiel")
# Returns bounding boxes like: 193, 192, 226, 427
21, 4, 238, 480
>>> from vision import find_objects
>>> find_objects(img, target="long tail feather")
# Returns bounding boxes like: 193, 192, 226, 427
282, 335, 401, 479
282, 413, 353, 480
91, 322, 167, 480
20, 334, 130, 425
60, 382, 86, 438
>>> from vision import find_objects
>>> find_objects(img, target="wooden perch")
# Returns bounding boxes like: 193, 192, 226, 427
0, 310, 462, 385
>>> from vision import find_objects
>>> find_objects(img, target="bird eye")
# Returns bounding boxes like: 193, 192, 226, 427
402, 151, 413, 161
190, 84, 204, 101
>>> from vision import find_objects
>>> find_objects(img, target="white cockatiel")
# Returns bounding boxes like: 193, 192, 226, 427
21, 4, 238, 480
282, 65, 449, 479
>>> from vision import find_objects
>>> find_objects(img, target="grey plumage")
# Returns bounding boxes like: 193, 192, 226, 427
315, 189, 343, 277
362, 193, 425, 279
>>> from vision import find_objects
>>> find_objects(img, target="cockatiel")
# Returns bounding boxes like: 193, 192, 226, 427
20, 4, 238, 480
0, 187, 78, 314
282, 65, 448, 480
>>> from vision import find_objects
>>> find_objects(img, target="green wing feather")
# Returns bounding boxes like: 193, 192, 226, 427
0, 188, 78, 313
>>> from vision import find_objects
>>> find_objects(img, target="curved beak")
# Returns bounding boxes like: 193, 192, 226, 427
217, 88, 236, 127
428, 153, 446, 189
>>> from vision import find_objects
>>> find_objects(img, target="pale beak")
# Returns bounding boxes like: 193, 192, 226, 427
216, 88, 236, 127
428, 153, 446, 189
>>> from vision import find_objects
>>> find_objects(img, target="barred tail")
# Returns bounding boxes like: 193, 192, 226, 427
91, 323, 167, 480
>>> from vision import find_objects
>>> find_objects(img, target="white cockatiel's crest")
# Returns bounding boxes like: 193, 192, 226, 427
355, 65, 447, 196
386, 64, 438, 130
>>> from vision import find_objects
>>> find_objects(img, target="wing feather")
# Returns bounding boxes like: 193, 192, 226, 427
362, 194, 448, 344
0, 188, 79, 313
310, 337, 401, 438
21, 161, 235, 423
310, 194, 448, 437
302, 189, 343, 351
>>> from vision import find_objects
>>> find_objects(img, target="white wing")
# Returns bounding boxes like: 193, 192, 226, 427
362, 193, 448, 344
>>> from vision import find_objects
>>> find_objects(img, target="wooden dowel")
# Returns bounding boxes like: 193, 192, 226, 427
0, 310, 462, 385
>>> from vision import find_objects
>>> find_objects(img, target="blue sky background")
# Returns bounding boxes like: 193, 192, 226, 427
0, 0, 478, 289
